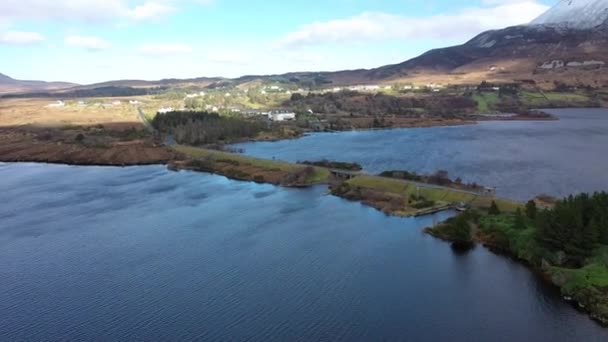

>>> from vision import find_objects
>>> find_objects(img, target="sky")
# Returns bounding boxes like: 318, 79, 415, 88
0, 0, 554, 84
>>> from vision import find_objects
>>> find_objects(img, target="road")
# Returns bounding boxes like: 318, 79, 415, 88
137, 107, 155, 133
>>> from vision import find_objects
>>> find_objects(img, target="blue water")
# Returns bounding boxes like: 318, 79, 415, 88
0, 162, 606, 341
234, 108, 608, 201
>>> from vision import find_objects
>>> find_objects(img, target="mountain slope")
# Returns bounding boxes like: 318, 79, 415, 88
531, 0, 608, 29
354, 0, 608, 87
0, 73, 77, 94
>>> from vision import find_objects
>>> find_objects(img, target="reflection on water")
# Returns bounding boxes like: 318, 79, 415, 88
233, 109, 608, 200
0, 163, 606, 341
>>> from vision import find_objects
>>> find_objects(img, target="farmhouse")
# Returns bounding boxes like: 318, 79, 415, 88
47, 100, 65, 108
268, 111, 296, 122
158, 107, 174, 114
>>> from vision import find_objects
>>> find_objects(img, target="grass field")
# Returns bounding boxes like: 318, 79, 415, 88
472, 92, 500, 113
173, 145, 331, 185
347, 175, 520, 212
0, 97, 144, 128
520, 91, 592, 107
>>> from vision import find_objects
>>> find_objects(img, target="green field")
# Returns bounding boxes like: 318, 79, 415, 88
472, 92, 500, 113
347, 175, 520, 212
174, 145, 330, 185
520, 91, 592, 107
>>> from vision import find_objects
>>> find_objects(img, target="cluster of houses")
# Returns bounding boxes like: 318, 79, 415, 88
540, 59, 606, 70
245, 110, 297, 121
318, 83, 448, 93
185, 91, 206, 99
267, 111, 296, 121
47, 99, 145, 109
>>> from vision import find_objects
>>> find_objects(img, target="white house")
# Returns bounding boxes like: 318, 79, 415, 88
158, 107, 174, 114
268, 111, 296, 122
47, 100, 65, 108
362, 85, 380, 91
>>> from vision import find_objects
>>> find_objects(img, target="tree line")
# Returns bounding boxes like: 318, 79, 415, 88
284, 91, 477, 117
151, 111, 268, 145
536, 192, 608, 263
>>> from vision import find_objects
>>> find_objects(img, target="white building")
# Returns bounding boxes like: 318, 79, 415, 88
47, 100, 65, 108
158, 107, 174, 114
268, 112, 296, 121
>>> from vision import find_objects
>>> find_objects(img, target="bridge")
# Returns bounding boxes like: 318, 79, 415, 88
329, 169, 360, 181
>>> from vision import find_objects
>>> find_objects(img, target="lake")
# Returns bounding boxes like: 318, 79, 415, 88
1, 162, 607, 341
234, 109, 608, 200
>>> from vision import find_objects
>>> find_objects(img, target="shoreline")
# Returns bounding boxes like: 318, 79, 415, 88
2, 139, 606, 327
245, 113, 557, 144
425, 213, 608, 327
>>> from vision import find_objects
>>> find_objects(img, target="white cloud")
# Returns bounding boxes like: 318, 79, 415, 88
65, 35, 111, 50
138, 43, 193, 55
0, 0, 210, 22
0, 30, 44, 44
278, 1, 550, 47
131, 2, 176, 20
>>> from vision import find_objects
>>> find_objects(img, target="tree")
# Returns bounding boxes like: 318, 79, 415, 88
489, 201, 501, 215
430, 170, 450, 185
513, 208, 527, 230
525, 200, 537, 219
451, 214, 473, 249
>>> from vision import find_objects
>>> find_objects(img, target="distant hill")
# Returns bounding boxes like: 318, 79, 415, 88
4, 0, 608, 94
0, 73, 77, 94
72, 76, 224, 90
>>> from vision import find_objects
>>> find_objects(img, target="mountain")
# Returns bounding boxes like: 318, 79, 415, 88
355, 0, 608, 88
232, 1, 608, 88
531, 0, 608, 29
0, 73, 77, 94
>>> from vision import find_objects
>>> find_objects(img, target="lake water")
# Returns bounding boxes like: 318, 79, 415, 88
1, 162, 607, 341
234, 109, 608, 201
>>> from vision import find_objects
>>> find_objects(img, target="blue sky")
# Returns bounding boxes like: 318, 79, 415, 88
0, 0, 553, 84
